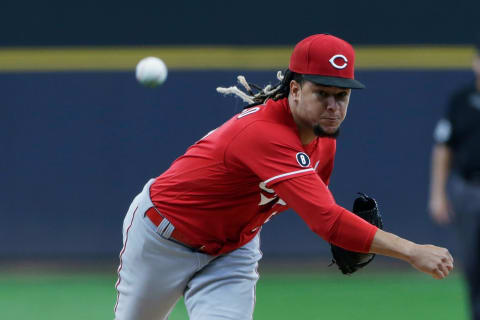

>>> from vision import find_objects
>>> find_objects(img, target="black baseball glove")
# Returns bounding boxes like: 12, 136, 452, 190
330, 193, 383, 275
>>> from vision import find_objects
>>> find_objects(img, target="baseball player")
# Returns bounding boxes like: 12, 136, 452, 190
114, 34, 454, 320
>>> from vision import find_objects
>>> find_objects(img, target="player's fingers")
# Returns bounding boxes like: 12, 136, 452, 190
438, 248, 454, 264
442, 257, 454, 272
439, 263, 450, 277
446, 251, 454, 264
436, 262, 452, 279
433, 271, 445, 279
432, 272, 442, 280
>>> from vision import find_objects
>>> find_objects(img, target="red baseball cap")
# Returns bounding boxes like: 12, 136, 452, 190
289, 34, 365, 89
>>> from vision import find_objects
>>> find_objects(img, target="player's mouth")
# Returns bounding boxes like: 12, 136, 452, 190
319, 118, 340, 126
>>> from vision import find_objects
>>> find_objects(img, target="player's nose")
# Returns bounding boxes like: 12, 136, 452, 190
324, 96, 337, 111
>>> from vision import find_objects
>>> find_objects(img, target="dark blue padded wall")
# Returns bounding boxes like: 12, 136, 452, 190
1, 0, 478, 46
0, 70, 470, 258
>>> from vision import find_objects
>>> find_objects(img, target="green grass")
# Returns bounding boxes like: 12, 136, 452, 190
0, 273, 116, 319
251, 272, 468, 320
0, 270, 468, 320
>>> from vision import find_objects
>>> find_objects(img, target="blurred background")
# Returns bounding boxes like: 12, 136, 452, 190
1, 0, 478, 319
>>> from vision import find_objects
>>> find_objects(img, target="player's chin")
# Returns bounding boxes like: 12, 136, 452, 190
313, 124, 340, 138
323, 124, 339, 133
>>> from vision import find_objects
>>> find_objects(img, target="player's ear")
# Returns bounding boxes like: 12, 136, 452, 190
289, 80, 301, 99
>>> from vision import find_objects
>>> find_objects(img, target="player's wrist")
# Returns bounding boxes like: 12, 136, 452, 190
371, 230, 415, 262
401, 240, 419, 264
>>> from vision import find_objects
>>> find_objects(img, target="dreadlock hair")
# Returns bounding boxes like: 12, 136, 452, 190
216, 69, 305, 109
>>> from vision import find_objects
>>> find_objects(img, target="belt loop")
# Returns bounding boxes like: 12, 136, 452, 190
162, 224, 174, 239
156, 219, 170, 235
153, 207, 176, 239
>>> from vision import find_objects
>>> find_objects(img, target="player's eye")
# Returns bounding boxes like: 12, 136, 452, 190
317, 91, 328, 98
336, 92, 348, 99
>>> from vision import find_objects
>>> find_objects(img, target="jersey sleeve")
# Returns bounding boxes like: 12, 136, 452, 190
225, 121, 317, 187
273, 174, 378, 253
433, 93, 458, 148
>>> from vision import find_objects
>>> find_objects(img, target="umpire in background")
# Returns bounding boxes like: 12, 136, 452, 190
429, 40, 480, 320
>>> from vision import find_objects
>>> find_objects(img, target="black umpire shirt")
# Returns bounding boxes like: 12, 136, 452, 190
434, 84, 480, 182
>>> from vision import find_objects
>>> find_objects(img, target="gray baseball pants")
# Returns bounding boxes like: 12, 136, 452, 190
449, 174, 480, 320
114, 179, 262, 320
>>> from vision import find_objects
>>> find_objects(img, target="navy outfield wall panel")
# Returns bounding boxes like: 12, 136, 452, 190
0, 0, 479, 46
0, 70, 465, 258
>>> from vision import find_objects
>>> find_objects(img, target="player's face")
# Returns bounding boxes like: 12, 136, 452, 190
289, 80, 351, 139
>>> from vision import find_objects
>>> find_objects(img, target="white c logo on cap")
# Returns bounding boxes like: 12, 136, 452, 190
329, 54, 348, 69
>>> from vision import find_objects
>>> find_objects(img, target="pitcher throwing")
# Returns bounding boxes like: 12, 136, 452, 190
114, 34, 454, 320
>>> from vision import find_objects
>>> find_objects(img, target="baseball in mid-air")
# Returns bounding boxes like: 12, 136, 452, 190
135, 56, 168, 87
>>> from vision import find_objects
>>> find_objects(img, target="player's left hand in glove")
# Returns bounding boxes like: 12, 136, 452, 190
330, 193, 383, 275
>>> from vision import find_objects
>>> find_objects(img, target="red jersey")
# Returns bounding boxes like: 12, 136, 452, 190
150, 98, 377, 255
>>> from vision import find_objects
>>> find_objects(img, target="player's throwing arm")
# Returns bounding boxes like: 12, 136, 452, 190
370, 229, 454, 279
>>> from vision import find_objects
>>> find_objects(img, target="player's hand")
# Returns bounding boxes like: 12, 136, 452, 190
408, 244, 454, 279
428, 195, 452, 225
